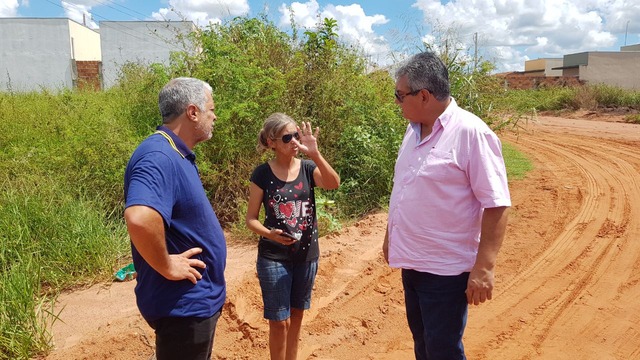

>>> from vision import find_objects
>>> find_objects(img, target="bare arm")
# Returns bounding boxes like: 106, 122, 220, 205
124, 205, 206, 284
466, 206, 509, 305
310, 151, 340, 190
245, 182, 298, 245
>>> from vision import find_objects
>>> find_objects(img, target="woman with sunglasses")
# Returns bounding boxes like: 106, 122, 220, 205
246, 112, 340, 360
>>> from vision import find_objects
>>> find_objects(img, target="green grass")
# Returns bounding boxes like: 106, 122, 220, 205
0, 89, 135, 360
503, 142, 534, 180
0, 182, 130, 360
488, 85, 640, 114
624, 114, 640, 124
0, 256, 57, 360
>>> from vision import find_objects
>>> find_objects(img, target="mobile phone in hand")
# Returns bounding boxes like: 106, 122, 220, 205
281, 231, 301, 241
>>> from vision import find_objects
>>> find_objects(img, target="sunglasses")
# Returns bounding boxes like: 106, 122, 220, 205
394, 88, 429, 103
273, 132, 300, 144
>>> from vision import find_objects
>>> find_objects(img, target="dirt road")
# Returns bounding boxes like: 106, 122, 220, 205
42, 113, 640, 359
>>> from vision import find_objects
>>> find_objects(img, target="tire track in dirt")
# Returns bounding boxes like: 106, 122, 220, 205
545, 135, 640, 360
466, 119, 640, 359
468, 133, 605, 359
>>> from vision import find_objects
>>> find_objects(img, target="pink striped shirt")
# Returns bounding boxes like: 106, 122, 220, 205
388, 98, 511, 275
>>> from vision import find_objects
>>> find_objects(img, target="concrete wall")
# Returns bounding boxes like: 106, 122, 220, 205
562, 67, 580, 77
524, 58, 563, 76
524, 59, 546, 72
69, 20, 101, 61
0, 18, 73, 91
621, 43, 640, 51
100, 21, 196, 88
543, 59, 563, 76
563, 52, 590, 67
579, 52, 640, 90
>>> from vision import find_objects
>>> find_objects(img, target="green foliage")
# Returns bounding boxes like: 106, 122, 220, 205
0, 89, 136, 358
502, 142, 534, 180
489, 85, 640, 114
0, 89, 140, 218
1, 185, 128, 286
333, 100, 405, 215
304, 17, 339, 55
624, 113, 640, 124
488, 87, 574, 113
315, 194, 341, 234
0, 184, 129, 358
0, 256, 54, 360
113, 62, 170, 137
170, 16, 403, 224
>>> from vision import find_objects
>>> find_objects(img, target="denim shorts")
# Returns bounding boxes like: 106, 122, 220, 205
256, 255, 318, 321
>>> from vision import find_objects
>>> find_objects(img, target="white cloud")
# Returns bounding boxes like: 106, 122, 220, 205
0, 0, 19, 17
578, 0, 639, 33
278, 0, 392, 65
487, 46, 530, 73
61, 0, 100, 28
151, 0, 250, 26
279, 0, 320, 28
410, 0, 633, 71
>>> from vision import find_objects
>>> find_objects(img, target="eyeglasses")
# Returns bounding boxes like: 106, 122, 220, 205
273, 132, 300, 144
394, 88, 428, 103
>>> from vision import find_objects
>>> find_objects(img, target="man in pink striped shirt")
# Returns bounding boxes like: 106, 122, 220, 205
382, 52, 511, 360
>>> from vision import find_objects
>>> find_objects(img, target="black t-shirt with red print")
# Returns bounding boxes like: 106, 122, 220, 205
250, 159, 319, 263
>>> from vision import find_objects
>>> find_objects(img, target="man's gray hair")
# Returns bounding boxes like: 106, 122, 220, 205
158, 77, 213, 123
395, 52, 450, 102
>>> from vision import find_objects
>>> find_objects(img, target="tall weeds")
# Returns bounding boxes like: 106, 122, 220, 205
488, 84, 640, 114
0, 90, 133, 359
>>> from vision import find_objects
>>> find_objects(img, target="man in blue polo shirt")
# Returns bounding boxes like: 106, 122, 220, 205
124, 77, 226, 360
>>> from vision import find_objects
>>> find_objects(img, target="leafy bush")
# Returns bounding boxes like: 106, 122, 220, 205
167, 16, 408, 225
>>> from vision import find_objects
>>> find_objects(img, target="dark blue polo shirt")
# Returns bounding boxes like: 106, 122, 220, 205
124, 126, 226, 323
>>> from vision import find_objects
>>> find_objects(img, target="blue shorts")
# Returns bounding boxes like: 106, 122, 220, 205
256, 255, 318, 321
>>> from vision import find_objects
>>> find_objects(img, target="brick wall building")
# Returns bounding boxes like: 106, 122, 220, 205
74, 60, 101, 91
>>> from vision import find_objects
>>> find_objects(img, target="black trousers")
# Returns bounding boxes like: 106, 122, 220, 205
149, 310, 222, 360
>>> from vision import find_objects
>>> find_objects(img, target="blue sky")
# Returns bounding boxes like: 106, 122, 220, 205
2, 0, 639, 72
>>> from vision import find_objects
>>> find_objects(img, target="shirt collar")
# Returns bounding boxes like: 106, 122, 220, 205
156, 125, 195, 160
437, 97, 457, 127
409, 97, 457, 144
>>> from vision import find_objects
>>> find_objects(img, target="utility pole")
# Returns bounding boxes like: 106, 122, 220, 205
625, 20, 630, 46
473, 32, 478, 71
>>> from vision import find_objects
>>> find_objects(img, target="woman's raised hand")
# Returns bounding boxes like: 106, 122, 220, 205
293, 121, 320, 157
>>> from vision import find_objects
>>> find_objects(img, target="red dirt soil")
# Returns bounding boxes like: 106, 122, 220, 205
40, 112, 640, 360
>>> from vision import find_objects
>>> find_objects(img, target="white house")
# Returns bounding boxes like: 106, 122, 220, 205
100, 21, 196, 89
0, 18, 100, 92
